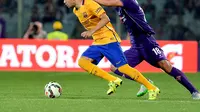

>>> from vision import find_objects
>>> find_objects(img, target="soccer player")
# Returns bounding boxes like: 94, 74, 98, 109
64, 0, 160, 100
94, 0, 200, 99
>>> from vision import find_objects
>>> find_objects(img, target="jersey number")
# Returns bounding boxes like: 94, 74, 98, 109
152, 47, 161, 55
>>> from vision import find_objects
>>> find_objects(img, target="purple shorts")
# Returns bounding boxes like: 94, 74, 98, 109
125, 35, 166, 68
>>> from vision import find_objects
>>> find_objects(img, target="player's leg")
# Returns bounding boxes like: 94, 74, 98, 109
78, 57, 118, 81
142, 35, 200, 99
103, 42, 159, 100
111, 47, 143, 80
78, 45, 120, 83
110, 47, 154, 97
157, 60, 200, 99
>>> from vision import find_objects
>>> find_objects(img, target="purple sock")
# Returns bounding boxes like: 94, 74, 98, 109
169, 67, 198, 94
114, 69, 134, 80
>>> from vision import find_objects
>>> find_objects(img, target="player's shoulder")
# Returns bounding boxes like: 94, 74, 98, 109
85, 0, 94, 4
84, 0, 99, 6
121, 0, 139, 8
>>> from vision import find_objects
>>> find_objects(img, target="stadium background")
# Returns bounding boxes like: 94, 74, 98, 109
1, 0, 200, 40
0, 0, 200, 112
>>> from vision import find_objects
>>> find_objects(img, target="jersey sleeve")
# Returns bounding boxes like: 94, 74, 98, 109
121, 0, 139, 9
88, 1, 105, 18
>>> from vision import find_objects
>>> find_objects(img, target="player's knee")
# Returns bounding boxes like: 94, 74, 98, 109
78, 57, 91, 69
158, 60, 172, 73
118, 64, 131, 73
110, 65, 117, 72
78, 57, 85, 68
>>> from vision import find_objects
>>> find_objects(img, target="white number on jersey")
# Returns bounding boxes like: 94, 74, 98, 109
152, 47, 161, 55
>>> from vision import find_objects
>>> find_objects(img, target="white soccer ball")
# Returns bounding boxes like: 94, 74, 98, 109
44, 82, 62, 98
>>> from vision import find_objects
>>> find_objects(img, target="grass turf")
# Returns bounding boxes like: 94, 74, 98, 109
0, 71, 199, 112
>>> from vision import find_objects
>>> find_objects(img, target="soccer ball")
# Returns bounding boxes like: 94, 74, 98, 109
44, 82, 62, 98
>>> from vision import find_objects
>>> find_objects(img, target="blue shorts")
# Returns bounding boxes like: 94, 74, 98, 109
82, 42, 127, 68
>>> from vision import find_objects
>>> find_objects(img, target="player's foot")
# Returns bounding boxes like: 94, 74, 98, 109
136, 79, 154, 97
107, 78, 122, 95
192, 92, 200, 100
148, 87, 160, 100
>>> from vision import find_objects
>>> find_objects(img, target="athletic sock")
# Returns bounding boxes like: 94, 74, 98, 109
78, 57, 117, 81
118, 64, 156, 90
168, 67, 198, 94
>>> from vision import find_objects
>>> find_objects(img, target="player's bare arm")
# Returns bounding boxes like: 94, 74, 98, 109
94, 0, 123, 6
81, 13, 110, 38
23, 23, 34, 39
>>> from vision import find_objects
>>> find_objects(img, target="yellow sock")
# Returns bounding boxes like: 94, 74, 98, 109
78, 57, 117, 81
118, 64, 156, 90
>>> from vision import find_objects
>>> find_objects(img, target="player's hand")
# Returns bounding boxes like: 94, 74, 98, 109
81, 30, 94, 38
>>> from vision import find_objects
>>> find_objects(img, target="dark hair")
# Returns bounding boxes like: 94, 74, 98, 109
32, 24, 39, 33
28, 23, 39, 39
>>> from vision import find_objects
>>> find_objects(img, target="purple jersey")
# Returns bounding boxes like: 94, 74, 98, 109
116, 0, 155, 45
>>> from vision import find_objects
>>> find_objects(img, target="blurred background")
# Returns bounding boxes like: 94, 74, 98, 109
0, 0, 200, 40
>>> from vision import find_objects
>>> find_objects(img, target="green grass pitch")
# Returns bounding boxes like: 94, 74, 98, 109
0, 71, 199, 112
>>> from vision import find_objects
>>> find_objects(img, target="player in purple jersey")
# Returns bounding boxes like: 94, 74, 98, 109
94, 0, 200, 99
